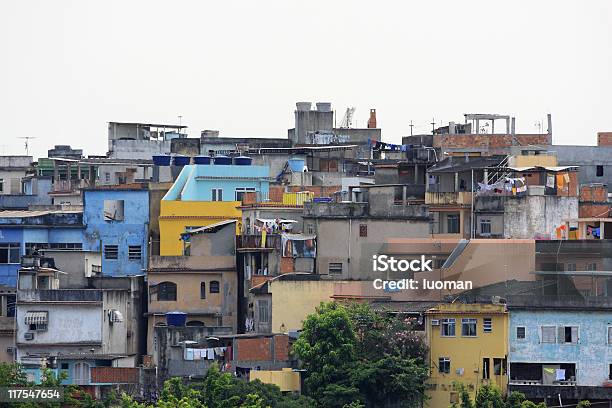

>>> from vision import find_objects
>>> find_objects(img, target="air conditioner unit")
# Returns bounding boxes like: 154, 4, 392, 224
24, 332, 34, 341
6, 347, 14, 354
431, 319, 440, 326
491, 296, 507, 305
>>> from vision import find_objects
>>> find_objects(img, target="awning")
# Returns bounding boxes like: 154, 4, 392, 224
110, 310, 124, 323
24, 311, 48, 325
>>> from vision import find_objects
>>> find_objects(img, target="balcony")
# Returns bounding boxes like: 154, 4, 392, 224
51, 179, 92, 194
237, 234, 281, 250
425, 191, 473, 206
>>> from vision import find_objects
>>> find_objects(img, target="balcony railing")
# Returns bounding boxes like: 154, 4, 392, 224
18, 289, 103, 302
237, 234, 281, 250
51, 179, 93, 193
425, 191, 472, 205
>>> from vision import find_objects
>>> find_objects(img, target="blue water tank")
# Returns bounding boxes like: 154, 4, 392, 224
153, 155, 171, 166
194, 155, 211, 165
166, 311, 187, 327
313, 197, 333, 203
234, 156, 252, 166
287, 158, 306, 172
173, 155, 191, 166
214, 155, 231, 165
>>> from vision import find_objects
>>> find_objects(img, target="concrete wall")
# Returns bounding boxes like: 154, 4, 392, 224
83, 190, 149, 276
108, 139, 171, 160
554, 145, 612, 186
43, 250, 102, 289
310, 217, 430, 279
16, 304, 102, 348
509, 309, 612, 386
504, 196, 578, 239
268, 279, 335, 332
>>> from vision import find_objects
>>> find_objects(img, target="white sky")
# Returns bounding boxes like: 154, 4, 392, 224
1, 0, 611, 159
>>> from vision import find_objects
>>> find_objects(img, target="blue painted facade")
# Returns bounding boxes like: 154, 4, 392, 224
0, 211, 84, 287
509, 309, 612, 386
163, 163, 270, 202
83, 189, 149, 276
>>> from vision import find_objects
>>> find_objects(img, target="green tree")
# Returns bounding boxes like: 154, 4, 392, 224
474, 384, 505, 408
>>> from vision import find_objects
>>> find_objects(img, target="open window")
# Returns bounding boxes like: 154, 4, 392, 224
104, 200, 125, 221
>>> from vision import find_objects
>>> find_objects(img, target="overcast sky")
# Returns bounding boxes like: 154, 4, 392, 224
1, 1, 611, 159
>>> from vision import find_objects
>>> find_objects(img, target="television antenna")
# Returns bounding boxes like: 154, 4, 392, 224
17, 137, 36, 156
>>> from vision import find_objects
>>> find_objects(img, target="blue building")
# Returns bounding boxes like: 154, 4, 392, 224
163, 160, 270, 202
0, 210, 84, 286
83, 188, 149, 276
508, 306, 612, 401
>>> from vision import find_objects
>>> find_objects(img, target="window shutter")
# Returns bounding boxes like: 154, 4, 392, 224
571, 326, 578, 343
608, 327, 612, 344
557, 326, 564, 343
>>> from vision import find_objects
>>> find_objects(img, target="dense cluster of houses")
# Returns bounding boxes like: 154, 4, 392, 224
1, 103, 612, 405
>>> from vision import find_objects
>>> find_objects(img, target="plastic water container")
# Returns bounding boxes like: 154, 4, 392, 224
214, 155, 231, 165
234, 156, 252, 166
173, 156, 191, 166
166, 312, 187, 327
287, 158, 306, 172
194, 155, 211, 165
153, 155, 171, 166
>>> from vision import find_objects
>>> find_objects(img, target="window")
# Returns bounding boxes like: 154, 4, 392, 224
587, 262, 597, 271
447, 214, 460, 234
104, 245, 118, 260
258, 300, 269, 323
0, 243, 20, 264
483, 318, 492, 333
608, 327, 612, 344
235, 187, 256, 201
307, 224, 315, 235
359, 224, 367, 237
441, 318, 456, 337
482, 358, 490, 379
25, 311, 48, 331
560, 326, 578, 344
597, 165, 604, 177
73, 362, 90, 385
516, 326, 526, 339
210, 280, 220, 293
610, 364, 612, 380
493, 358, 504, 376
329, 262, 343, 275
461, 318, 477, 337
104, 173, 111, 182
0, 179, 3, 192
566, 263, 576, 272
128, 246, 142, 260
157, 282, 177, 301
480, 219, 491, 235
103, 200, 125, 221
541, 326, 556, 343
61, 363, 69, 371
438, 357, 450, 374
200, 282, 206, 299
212, 188, 223, 201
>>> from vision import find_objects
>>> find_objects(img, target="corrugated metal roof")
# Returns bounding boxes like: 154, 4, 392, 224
180, 219, 237, 237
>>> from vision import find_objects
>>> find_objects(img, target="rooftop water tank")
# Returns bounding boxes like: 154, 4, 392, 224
316, 102, 332, 112
296, 102, 312, 111
214, 155, 231, 165
194, 155, 211, 165
152, 155, 171, 166
166, 311, 187, 327
234, 156, 252, 166
173, 155, 191, 166
287, 158, 306, 172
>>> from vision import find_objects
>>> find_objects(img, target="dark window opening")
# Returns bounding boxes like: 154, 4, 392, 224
210, 280, 220, 293
200, 282, 206, 299
157, 282, 177, 301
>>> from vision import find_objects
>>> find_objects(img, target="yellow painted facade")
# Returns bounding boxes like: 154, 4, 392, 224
268, 279, 336, 332
250, 368, 301, 392
425, 303, 508, 407
158, 200, 242, 256
509, 154, 558, 168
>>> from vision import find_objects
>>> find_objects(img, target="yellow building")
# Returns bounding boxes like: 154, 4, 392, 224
250, 368, 301, 393
425, 303, 508, 407
159, 200, 241, 256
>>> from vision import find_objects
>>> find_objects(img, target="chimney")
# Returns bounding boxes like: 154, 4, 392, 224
367, 109, 377, 129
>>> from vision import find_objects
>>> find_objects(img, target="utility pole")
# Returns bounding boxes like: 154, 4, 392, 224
409, 120, 414, 136
431, 118, 436, 135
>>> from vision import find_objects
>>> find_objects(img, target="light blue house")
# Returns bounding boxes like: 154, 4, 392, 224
508, 307, 612, 396
0, 210, 84, 286
83, 188, 149, 276
163, 161, 270, 202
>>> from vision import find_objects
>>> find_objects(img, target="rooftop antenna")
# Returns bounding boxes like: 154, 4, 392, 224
409, 120, 414, 136
18, 137, 36, 156
178, 115, 183, 135
431, 118, 436, 134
